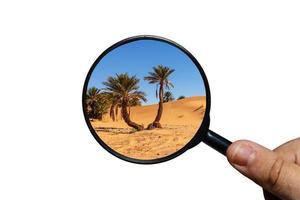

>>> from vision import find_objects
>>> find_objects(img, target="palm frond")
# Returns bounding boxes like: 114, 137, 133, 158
128, 91, 147, 102
102, 73, 146, 107
144, 65, 175, 94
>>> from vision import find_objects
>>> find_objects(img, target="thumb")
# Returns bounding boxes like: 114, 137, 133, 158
226, 140, 300, 200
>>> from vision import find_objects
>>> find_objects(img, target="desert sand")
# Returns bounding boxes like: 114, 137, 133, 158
90, 96, 206, 160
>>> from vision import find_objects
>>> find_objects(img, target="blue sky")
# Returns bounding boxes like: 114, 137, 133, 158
88, 39, 206, 105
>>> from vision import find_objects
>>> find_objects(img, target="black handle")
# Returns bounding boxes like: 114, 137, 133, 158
202, 130, 232, 155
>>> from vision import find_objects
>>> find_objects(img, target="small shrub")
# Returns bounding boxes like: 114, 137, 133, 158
177, 95, 185, 100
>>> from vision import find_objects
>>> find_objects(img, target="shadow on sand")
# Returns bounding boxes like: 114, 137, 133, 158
95, 126, 136, 134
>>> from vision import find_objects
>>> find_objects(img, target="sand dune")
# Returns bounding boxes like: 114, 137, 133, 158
90, 96, 206, 160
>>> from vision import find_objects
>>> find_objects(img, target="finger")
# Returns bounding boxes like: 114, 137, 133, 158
274, 138, 300, 151
264, 138, 300, 200
273, 138, 300, 165
227, 140, 300, 200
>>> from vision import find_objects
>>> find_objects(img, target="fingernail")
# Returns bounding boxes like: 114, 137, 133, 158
229, 143, 255, 166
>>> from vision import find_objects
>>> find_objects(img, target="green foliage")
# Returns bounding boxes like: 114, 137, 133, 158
144, 65, 175, 98
177, 95, 185, 100
163, 91, 174, 102
102, 73, 147, 123
144, 65, 175, 128
85, 87, 109, 120
102, 73, 147, 103
129, 98, 142, 106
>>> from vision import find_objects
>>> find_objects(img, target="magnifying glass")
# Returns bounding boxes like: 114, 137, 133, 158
83, 35, 232, 164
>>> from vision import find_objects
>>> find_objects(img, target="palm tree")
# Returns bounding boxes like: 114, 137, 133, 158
129, 98, 142, 107
86, 87, 109, 120
128, 97, 143, 116
144, 65, 175, 129
102, 73, 147, 131
110, 98, 118, 121
163, 91, 174, 102
103, 92, 121, 121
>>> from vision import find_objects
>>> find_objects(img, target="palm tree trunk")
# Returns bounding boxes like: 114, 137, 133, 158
92, 102, 98, 119
151, 83, 163, 128
110, 103, 116, 121
115, 105, 119, 121
121, 99, 144, 131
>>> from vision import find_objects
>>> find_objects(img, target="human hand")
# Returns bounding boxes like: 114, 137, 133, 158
226, 138, 300, 200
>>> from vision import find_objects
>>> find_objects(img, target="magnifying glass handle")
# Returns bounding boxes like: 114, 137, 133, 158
203, 130, 232, 155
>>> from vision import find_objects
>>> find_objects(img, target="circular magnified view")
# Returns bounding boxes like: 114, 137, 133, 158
83, 37, 207, 162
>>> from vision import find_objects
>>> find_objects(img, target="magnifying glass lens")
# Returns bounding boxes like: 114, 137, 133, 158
84, 37, 208, 162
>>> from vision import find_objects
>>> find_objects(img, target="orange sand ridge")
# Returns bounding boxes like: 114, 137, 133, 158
90, 96, 206, 160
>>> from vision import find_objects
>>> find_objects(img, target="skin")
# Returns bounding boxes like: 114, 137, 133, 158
226, 138, 300, 200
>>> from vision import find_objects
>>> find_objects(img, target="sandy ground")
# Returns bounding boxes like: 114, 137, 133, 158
90, 96, 206, 160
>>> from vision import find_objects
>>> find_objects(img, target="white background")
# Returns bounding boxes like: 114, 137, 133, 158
1, 1, 300, 199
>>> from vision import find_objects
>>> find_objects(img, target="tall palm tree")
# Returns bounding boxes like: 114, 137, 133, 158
86, 87, 109, 120
102, 92, 121, 121
102, 73, 147, 131
144, 65, 175, 129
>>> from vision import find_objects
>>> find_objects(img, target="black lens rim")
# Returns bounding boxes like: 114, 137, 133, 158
82, 35, 211, 164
